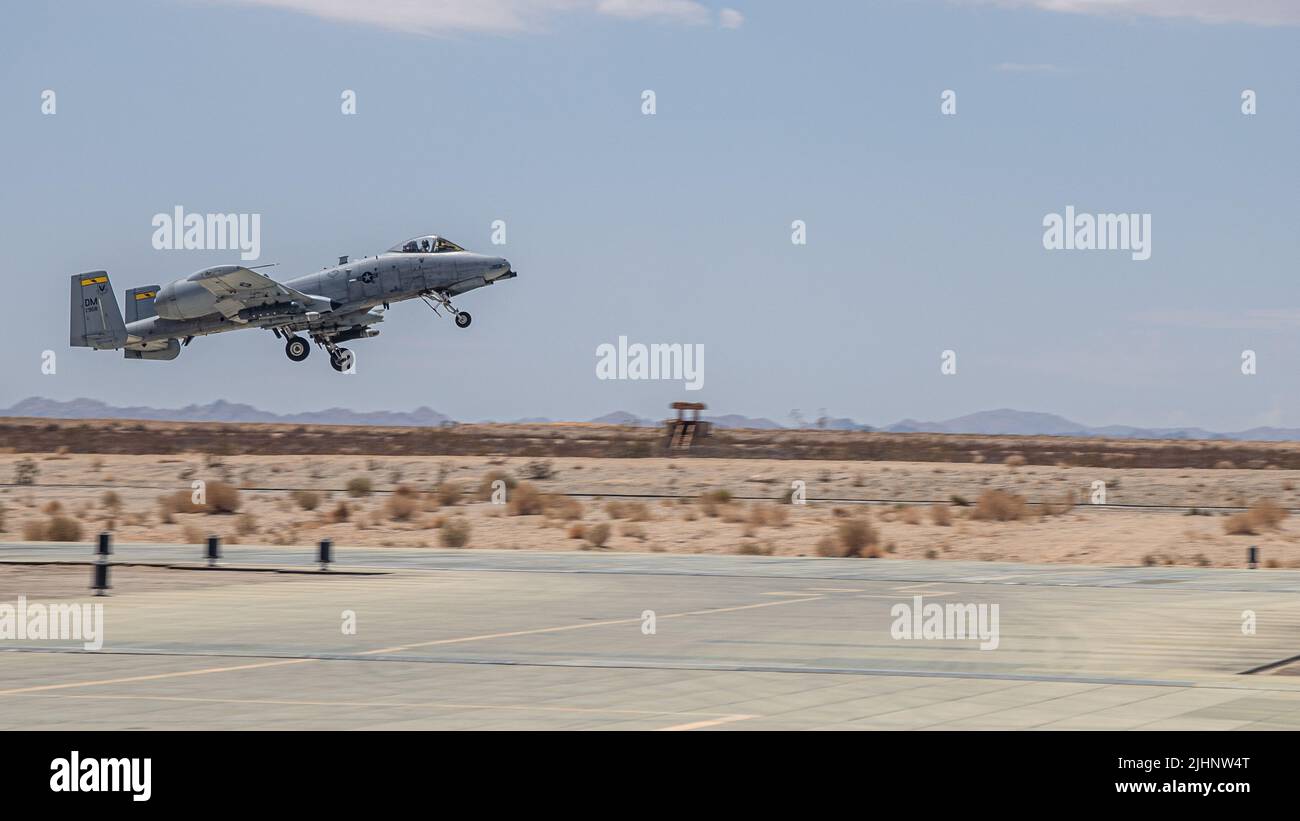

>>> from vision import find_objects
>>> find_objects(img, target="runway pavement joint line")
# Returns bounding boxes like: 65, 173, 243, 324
359, 594, 826, 655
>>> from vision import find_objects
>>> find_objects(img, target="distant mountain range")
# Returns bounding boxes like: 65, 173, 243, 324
0, 397, 453, 428
5, 397, 1300, 442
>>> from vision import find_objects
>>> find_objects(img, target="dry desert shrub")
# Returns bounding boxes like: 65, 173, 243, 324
476, 470, 517, 500
814, 517, 882, 559
521, 459, 555, 480
567, 522, 586, 540
159, 491, 201, 518
765, 504, 789, 527
1004, 454, 1027, 469
48, 516, 81, 541
204, 481, 241, 514
13, 458, 39, 485
292, 490, 321, 511
721, 504, 748, 524
236, 513, 258, 536
737, 540, 775, 556
585, 522, 611, 548
815, 535, 837, 557
971, 489, 1027, 522
439, 517, 472, 548
42, 500, 62, 515
506, 482, 546, 515
346, 476, 372, 498
544, 496, 583, 521
837, 517, 881, 558
102, 491, 122, 512
158, 480, 240, 516
930, 504, 952, 526
747, 503, 788, 528
385, 486, 420, 521
327, 501, 350, 523
1039, 492, 1075, 517
182, 524, 205, 544
698, 489, 732, 517
619, 522, 646, 540
1224, 499, 1289, 535
21, 515, 83, 542
900, 506, 922, 525
436, 480, 463, 507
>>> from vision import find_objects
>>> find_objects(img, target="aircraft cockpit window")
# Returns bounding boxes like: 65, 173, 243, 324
389, 235, 465, 253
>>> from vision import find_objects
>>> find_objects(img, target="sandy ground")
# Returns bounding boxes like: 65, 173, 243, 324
2, 453, 1299, 568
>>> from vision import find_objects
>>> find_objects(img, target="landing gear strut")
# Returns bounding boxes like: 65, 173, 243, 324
285, 336, 310, 362
422, 290, 473, 330
329, 347, 353, 373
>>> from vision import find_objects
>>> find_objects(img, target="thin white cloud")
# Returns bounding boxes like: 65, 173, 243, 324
718, 7, 745, 28
219, 0, 735, 35
958, 0, 1300, 26
596, 0, 710, 25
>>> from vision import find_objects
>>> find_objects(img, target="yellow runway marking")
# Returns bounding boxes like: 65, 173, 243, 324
657, 714, 760, 731
361, 596, 824, 655
0, 658, 312, 696
863, 592, 955, 599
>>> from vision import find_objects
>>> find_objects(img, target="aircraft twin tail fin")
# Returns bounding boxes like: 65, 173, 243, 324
125, 284, 161, 324
69, 272, 128, 349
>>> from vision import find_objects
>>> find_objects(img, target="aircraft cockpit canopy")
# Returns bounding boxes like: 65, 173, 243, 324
388, 235, 465, 254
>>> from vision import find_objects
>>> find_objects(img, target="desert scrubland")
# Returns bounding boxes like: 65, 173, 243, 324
2, 418, 1299, 568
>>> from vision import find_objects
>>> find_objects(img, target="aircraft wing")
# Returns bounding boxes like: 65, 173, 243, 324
187, 265, 330, 320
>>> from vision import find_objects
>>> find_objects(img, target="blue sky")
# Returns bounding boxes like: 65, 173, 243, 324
1, 0, 1297, 429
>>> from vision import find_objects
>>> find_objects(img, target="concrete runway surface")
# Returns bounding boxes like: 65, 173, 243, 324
2, 542, 1299, 730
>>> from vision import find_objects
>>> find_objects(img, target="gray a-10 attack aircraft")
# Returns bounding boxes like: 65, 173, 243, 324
70, 235, 516, 371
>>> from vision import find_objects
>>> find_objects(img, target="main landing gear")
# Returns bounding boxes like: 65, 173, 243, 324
280, 331, 353, 373
422, 290, 472, 329
285, 335, 310, 362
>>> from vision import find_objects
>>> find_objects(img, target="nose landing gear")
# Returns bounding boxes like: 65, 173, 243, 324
329, 347, 353, 372
422, 290, 473, 330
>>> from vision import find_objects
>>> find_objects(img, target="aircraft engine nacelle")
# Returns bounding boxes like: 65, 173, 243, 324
154, 279, 219, 320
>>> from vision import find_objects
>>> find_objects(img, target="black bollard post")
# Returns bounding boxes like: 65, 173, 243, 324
92, 532, 111, 596
92, 561, 110, 596
1248, 545, 1259, 569
206, 535, 220, 567
319, 538, 332, 571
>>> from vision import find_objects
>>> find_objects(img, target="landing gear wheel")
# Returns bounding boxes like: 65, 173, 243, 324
285, 336, 310, 362
329, 348, 352, 373
454, 311, 472, 329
